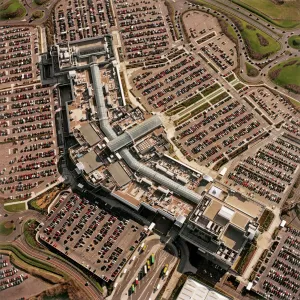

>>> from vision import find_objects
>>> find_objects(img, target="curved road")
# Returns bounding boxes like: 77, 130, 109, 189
0, 204, 103, 300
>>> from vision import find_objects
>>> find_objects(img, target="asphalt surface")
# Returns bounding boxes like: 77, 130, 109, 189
110, 236, 178, 300
0, 203, 104, 299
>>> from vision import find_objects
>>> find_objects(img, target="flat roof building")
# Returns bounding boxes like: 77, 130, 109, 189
107, 115, 163, 152
177, 278, 232, 300
77, 150, 103, 174
108, 162, 131, 187
78, 123, 101, 146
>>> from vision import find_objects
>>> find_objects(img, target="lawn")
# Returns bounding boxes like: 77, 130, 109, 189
288, 35, 300, 50
0, 221, 15, 236
0, 0, 26, 20
4, 202, 26, 212
232, 0, 300, 28
166, 94, 203, 116
245, 62, 259, 77
269, 58, 300, 94
24, 219, 43, 249
232, 17, 280, 59
201, 83, 220, 97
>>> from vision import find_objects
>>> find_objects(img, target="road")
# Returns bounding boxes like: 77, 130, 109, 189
0, 203, 104, 299
110, 236, 178, 300
174, 0, 300, 102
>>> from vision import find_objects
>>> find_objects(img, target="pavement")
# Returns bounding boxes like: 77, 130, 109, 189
108, 235, 178, 300
0, 202, 103, 299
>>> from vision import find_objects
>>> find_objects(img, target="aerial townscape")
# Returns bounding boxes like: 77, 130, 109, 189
0, 0, 300, 299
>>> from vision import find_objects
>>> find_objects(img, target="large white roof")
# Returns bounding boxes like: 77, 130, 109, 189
177, 278, 231, 300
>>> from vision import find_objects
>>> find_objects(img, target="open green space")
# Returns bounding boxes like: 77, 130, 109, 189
43, 292, 70, 300
288, 35, 300, 50
232, 0, 300, 28
210, 92, 230, 105
245, 62, 259, 77
34, 0, 49, 4
166, 94, 203, 116
24, 219, 43, 249
225, 74, 235, 82
0, 221, 15, 236
269, 58, 300, 94
231, 17, 280, 60
202, 83, 220, 97
0, 0, 26, 20
4, 202, 26, 212
234, 83, 244, 90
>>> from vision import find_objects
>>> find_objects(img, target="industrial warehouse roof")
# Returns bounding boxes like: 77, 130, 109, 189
177, 278, 231, 300
77, 150, 103, 174
79, 123, 101, 146
107, 162, 131, 187
107, 115, 163, 152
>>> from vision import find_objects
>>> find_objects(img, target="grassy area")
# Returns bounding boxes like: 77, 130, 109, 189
34, 0, 49, 4
0, 221, 15, 236
202, 83, 220, 97
231, 16, 280, 60
234, 83, 244, 90
258, 209, 275, 232
24, 219, 44, 249
269, 58, 300, 94
174, 102, 210, 126
235, 243, 257, 275
210, 92, 230, 105
0, 244, 64, 277
4, 202, 26, 212
0, 0, 26, 20
166, 94, 203, 116
225, 74, 235, 82
245, 62, 259, 77
232, 0, 300, 28
288, 35, 300, 50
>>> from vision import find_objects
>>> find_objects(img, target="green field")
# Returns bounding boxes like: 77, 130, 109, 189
4, 202, 26, 212
0, 221, 15, 236
232, 17, 280, 59
232, 0, 300, 28
245, 62, 259, 77
0, 0, 26, 20
269, 58, 300, 94
288, 35, 300, 50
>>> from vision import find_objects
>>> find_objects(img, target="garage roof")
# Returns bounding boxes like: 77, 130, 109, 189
177, 278, 231, 300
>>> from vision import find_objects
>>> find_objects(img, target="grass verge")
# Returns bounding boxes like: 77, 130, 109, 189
269, 58, 300, 94
0, 221, 15, 235
24, 219, 44, 249
4, 202, 26, 212
288, 35, 300, 50
245, 62, 259, 77
231, 0, 300, 28
202, 83, 220, 97
0, 0, 26, 20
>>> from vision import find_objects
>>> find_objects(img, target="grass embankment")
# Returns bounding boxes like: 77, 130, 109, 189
24, 219, 44, 249
0, 0, 26, 20
235, 243, 257, 275
34, 0, 49, 4
29, 185, 63, 213
0, 244, 65, 280
166, 94, 203, 116
0, 221, 15, 236
269, 58, 300, 94
288, 35, 300, 50
231, 0, 300, 28
245, 62, 259, 77
231, 17, 280, 60
258, 209, 275, 232
4, 202, 26, 212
